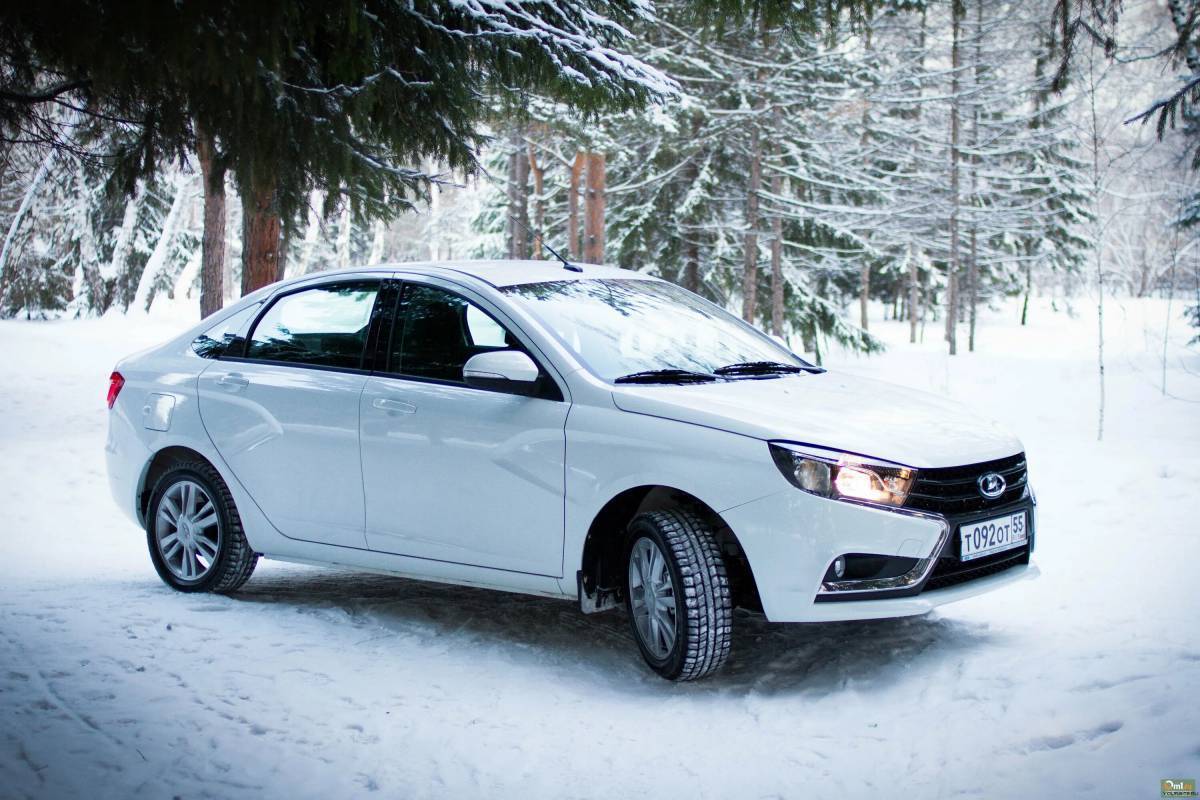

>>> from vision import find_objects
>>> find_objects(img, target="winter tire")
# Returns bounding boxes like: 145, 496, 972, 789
147, 460, 258, 593
624, 508, 733, 681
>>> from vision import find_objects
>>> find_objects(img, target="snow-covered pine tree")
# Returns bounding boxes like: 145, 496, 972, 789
1011, 34, 1092, 326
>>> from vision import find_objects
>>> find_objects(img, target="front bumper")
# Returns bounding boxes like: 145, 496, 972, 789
722, 489, 1036, 623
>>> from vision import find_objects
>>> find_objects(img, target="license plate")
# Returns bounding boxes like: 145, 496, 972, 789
959, 512, 1028, 561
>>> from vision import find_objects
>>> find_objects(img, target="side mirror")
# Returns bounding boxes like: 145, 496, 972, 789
462, 350, 541, 396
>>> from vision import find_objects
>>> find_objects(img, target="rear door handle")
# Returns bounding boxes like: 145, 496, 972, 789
372, 397, 416, 414
217, 373, 249, 391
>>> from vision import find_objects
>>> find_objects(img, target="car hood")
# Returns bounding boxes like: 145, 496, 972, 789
610, 371, 1022, 469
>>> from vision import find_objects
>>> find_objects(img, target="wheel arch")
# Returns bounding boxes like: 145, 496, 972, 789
577, 485, 762, 612
137, 445, 215, 527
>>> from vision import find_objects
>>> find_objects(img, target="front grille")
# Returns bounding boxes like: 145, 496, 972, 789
921, 494, 1034, 593
905, 453, 1027, 516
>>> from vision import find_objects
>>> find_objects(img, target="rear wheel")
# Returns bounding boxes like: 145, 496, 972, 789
146, 461, 257, 593
624, 508, 733, 681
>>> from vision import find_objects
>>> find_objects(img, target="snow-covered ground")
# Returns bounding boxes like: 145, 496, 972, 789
1, 296, 1198, 799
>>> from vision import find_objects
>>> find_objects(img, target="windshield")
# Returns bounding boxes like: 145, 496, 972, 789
500, 278, 808, 382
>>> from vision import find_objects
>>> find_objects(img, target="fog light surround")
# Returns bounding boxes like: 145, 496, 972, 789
769, 443, 917, 508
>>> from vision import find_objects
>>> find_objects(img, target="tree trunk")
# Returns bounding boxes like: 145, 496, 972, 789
908, 245, 919, 344
681, 116, 703, 294
683, 237, 700, 294
859, 263, 870, 330
857, 52, 871, 333
1087, 60, 1106, 441
769, 107, 785, 335
528, 141, 545, 259
742, 122, 762, 323
908, 10, 927, 345
946, 0, 963, 356
568, 151, 585, 260
770, 173, 784, 336
1162, 230, 1179, 395
584, 152, 606, 264
506, 129, 530, 259
197, 129, 226, 318
240, 178, 283, 295
428, 162, 441, 260
1136, 242, 1151, 297
1021, 260, 1032, 325
742, 20, 771, 324
967, 0, 982, 353
966, 250, 977, 356
681, 178, 700, 293
920, 268, 930, 342
505, 146, 517, 258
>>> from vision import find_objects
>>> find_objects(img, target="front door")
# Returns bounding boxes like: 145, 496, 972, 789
360, 279, 569, 576
198, 279, 382, 548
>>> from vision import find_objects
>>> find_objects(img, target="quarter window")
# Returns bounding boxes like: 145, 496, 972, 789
390, 283, 521, 383
246, 282, 379, 369
192, 302, 262, 359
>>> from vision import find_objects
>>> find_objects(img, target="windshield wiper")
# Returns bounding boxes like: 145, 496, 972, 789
614, 368, 719, 385
713, 360, 824, 376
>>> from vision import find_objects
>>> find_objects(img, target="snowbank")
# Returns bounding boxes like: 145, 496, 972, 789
0, 297, 1197, 799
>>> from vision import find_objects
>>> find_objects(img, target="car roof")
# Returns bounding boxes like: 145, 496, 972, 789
299, 259, 656, 288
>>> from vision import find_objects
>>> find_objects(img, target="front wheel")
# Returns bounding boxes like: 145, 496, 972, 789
624, 509, 733, 681
146, 461, 257, 593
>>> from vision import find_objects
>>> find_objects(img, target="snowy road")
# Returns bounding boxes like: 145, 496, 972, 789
1, 299, 1198, 799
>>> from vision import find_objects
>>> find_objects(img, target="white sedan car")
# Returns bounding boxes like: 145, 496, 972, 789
106, 260, 1037, 680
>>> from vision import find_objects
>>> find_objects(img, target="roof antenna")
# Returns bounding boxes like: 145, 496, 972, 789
508, 214, 582, 273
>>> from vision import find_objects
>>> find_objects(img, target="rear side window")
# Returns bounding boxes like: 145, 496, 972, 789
390, 283, 520, 383
246, 282, 379, 369
192, 302, 262, 358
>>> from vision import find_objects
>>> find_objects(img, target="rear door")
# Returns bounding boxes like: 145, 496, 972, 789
359, 278, 570, 576
198, 277, 386, 548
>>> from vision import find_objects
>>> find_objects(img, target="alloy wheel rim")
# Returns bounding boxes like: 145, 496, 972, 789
628, 537, 677, 659
156, 479, 221, 582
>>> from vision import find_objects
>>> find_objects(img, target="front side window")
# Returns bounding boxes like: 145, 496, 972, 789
192, 302, 262, 358
246, 281, 379, 369
500, 278, 806, 382
390, 283, 521, 383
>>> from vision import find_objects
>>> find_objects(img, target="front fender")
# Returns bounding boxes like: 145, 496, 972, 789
562, 402, 784, 584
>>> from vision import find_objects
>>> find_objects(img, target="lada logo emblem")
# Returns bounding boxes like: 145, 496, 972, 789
978, 472, 1006, 499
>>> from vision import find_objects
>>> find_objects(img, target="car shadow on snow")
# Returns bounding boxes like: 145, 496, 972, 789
231, 567, 1000, 698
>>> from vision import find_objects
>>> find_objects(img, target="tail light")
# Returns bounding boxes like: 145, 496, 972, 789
107, 371, 125, 409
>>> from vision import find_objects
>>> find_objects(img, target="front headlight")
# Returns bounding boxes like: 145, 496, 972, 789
769, 443, 917, 507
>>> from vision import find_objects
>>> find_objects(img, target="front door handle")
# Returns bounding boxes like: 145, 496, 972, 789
217, 373, 249, 391
372, 397, 416, 414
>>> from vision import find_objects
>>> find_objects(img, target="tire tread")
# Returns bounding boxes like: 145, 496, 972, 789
630, 508, 732, 681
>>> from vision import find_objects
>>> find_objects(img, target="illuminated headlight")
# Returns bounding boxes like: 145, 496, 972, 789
769, 443, 916, 507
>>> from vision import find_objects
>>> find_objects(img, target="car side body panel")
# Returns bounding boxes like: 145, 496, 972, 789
107, 344, 568, 599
